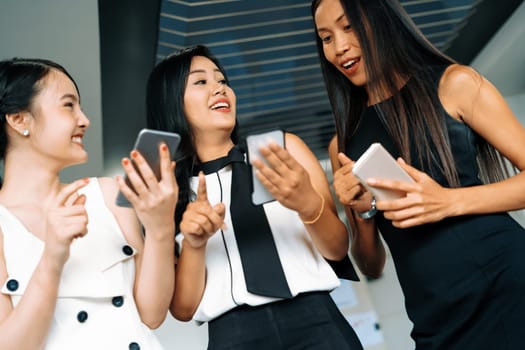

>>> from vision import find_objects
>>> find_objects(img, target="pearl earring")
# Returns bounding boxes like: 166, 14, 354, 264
22, 129, 29, 137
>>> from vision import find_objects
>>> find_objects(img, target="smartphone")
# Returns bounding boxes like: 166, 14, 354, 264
116, 128, 181, 207
352, 143, 414, 201
246, 129, 285, 205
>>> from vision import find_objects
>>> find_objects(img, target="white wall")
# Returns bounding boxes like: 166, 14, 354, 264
0, 0, 103, 181
506, 93, 525, 125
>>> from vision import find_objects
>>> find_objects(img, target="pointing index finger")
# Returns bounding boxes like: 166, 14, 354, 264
196, 172, 209, 202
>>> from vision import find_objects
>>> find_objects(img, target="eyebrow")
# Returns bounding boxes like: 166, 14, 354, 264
317, 13, 346, 32
60, 93, 78, 102
189, 68, 222, 75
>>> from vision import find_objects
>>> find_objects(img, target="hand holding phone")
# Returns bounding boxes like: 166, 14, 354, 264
352, 143, 414, 201
246, 129, 285, 205
116, 128, 181, 207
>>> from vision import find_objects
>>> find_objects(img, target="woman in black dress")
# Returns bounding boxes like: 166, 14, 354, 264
311, 0, 525, 349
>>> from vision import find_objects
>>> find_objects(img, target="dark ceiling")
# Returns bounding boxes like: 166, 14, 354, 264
99, 0, 522, 170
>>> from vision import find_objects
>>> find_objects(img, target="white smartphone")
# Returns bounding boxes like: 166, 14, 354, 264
246, 129, 285, 205
116, 128, 181, 207
352, 143, 414, 201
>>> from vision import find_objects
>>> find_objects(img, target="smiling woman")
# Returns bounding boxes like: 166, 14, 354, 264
145, 44, 363, 350
0, 58, 178, 349
311, 1, 525, 350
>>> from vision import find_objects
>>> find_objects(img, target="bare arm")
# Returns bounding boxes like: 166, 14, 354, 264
0, 241, 62, 350
328, 137, 386, 277
442, 64, 525, 214
0, 179, 89, 349
170, 173, 224, 321
110, 143, 178, 329
284, 133, 349, 259
251, 132, 347, 259
370, 64, 525, 227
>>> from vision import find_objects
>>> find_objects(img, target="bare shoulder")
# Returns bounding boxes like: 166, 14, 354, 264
284, 131, 305, 147
284, 132, 312, 157
96, 176, 119, 193
96, 178, 141, 242
95, 177, 128, 214
439, 64, 484, 120
96, 177, 120, 202
441, 63, 482, 90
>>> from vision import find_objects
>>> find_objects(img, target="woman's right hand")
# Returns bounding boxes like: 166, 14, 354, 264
333, 152, 372, 212
179, 172, 225, 249
43, 178, 90, 267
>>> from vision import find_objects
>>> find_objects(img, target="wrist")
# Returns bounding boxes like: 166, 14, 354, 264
356, 196, 377, 220
300, 190, 325, 225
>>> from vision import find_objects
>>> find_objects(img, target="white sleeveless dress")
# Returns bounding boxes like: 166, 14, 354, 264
0, 178, 164, 350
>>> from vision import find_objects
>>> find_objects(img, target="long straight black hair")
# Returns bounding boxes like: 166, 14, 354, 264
311, 0, 510, 186
146, 45, 240, 229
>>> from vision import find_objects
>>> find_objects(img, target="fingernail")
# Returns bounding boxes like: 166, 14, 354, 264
131, 150, 138, 158
161, 143, 168, 151
122, 158, 130, 166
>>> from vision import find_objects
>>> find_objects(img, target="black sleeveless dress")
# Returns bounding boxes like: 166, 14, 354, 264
345, 66, 525, 350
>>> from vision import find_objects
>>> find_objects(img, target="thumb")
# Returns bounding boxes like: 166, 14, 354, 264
337, 152, 353, 166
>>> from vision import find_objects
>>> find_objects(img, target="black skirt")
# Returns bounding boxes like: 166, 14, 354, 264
207, 291, 363, 350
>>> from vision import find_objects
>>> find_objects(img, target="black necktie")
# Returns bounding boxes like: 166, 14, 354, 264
194, 146, 292, 299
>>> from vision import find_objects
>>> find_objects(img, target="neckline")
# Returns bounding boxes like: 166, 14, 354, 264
0, 204, 45, 244
192, 145, 245, 175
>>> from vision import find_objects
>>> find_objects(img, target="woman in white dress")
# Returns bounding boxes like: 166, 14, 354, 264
0, 58, 177, 349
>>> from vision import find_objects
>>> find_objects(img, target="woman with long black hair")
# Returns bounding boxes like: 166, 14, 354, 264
312, 0, 525, 349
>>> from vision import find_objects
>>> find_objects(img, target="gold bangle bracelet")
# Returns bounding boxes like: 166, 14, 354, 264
302, 191, 325, 225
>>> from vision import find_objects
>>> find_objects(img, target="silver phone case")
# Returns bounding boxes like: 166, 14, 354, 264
116, 128, 181, 207
246, 130, 284, 205
352, 143, 413, 201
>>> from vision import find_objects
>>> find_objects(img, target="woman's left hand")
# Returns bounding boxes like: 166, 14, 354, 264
117, 142, 178, 237
368, 158, 455, 228
251, 142, 320, 217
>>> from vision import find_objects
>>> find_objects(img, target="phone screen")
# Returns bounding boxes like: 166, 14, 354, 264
246, 129, 285, 205
116, 128, 181, 207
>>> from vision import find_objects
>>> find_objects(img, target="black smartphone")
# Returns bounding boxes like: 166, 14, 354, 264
116, 128, 181, 207
246, 129, 285, 205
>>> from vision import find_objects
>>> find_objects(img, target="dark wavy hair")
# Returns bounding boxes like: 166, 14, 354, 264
311, 0, 510, 185
0, 58, 78, 160
146, 45, 240, 230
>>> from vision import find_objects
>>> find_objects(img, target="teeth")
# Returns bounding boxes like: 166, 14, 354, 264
211, 102, 229, 110
72, 136, 83, 144
343, 59, 356, 68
